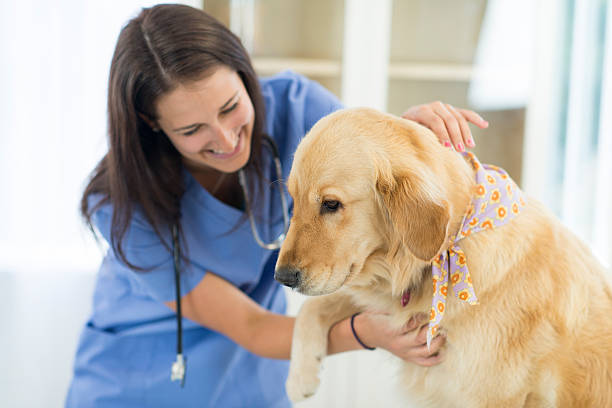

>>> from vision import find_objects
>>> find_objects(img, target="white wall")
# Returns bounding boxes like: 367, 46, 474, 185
0, 2, 199, 407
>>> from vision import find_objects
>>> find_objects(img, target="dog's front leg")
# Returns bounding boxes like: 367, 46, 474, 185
286, 291, 359, 402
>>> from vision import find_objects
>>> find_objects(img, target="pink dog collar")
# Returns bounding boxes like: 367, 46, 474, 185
425, 152, 526, 347
401, 290, 411, 307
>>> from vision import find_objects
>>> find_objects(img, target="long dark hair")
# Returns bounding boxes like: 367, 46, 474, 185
81, 4, 266, 269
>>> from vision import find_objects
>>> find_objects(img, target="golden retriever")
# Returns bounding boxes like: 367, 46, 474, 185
275, 107, 612, 407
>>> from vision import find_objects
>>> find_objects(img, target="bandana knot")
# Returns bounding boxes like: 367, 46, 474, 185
426, 152, 526, 347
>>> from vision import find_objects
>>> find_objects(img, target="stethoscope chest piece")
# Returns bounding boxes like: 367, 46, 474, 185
171, 353, 186, 387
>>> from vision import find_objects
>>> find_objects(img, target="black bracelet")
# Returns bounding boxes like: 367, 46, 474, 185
350, 312, 376, 350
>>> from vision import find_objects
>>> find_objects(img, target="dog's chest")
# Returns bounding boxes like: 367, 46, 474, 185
345, 283, 395, 310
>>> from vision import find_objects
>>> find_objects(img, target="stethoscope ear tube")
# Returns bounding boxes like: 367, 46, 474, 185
170, 224, 186, 387
238, 135, 290, 250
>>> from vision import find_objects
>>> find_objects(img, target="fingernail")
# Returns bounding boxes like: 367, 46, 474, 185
466, 138, 474, 147
443, 141, 452, 148
457, 143, 464, 152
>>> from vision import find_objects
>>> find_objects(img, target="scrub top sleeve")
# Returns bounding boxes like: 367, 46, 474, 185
91, 203, 206, 303
265, 71, 344, 181
302, 77, 344, 133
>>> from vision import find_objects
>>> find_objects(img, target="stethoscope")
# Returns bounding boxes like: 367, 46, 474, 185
170, 135, 290, 386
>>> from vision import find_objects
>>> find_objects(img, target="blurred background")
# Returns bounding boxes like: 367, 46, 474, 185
0, 0, 610, 407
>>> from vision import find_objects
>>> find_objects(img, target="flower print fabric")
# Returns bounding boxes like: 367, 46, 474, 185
426, 152, 526, 347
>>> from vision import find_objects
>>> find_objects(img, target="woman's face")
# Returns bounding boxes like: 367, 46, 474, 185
155, 65, 255, 175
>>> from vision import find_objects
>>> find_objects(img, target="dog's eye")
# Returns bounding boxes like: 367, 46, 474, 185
320, 200, 342, 214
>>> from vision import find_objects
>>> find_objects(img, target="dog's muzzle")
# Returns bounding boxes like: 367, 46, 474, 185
274, 265, 302, 288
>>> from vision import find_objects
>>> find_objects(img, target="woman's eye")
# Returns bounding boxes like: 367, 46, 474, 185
320, 200, 342, 214
221, 101, 239, 115
183, 125, 201, 136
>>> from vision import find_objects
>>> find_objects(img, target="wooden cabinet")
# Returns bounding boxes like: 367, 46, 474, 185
204, 0, 525, 183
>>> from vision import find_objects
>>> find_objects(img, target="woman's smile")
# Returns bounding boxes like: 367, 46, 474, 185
203, 126, 245, 159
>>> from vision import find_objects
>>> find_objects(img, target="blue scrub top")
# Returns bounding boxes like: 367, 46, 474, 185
66, 71, 343, 408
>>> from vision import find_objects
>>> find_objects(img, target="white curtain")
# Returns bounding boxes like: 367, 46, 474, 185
593, 3, 612, 265
563, 0, 612, 266
553, 0, 611, 268
0, 0, 200, 274
0, 2, 200, 406
472, 0, 611, 269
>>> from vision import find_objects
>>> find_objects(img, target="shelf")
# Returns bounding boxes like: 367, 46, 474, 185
253, 57, 341, 77
389, 63, 472, 82
253, 57, 473, 82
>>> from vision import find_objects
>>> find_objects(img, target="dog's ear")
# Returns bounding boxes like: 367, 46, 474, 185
376, 162, 449, 262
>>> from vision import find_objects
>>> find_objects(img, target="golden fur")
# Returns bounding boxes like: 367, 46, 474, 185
275, 107, 612, 407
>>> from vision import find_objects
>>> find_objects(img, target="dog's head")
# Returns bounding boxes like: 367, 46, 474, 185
275, 108, 473, 296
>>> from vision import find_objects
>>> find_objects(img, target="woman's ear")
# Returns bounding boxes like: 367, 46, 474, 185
376, 164, 449, 262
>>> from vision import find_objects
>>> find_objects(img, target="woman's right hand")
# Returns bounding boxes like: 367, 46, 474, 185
353, 312, 446, 367
402, 101, 488, 152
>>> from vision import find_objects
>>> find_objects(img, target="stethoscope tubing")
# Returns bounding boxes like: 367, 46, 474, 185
170, 135, 289, 386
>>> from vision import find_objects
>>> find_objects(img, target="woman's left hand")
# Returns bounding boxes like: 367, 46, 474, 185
402, 101, 488, 152
351, 311, 446, 367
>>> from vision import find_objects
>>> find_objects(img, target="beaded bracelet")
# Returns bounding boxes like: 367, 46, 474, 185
350, 312, 376, 350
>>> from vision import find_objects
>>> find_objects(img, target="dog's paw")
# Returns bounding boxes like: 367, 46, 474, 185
285, 356, 322, 402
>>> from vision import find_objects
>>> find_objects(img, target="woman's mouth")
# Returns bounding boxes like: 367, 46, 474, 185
206, 130, 243, 159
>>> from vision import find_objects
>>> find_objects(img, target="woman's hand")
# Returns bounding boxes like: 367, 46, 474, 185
353, 312, 446, 367
402, 101, 488, 152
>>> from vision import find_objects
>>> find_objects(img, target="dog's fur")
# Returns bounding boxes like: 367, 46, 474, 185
275, 108, 612, 407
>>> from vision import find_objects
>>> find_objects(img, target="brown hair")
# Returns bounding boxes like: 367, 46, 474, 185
81, 4, 266, 269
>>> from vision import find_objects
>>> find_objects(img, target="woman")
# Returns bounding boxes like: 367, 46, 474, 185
66, 4, 488, 407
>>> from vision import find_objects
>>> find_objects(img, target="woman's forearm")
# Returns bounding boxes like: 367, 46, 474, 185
327, 315, 368, 354
170, 272, 364, 359
246, 311, 363, 359
246, 309, 447, 367
245, 311, 295, 359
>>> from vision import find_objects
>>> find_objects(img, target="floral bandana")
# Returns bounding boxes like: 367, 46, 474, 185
425, 152, 526, 347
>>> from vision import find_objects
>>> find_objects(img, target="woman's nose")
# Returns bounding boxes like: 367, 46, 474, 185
212, 124, 236, 150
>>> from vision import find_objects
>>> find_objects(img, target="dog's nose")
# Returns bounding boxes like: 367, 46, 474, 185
274, 266, 301, 288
